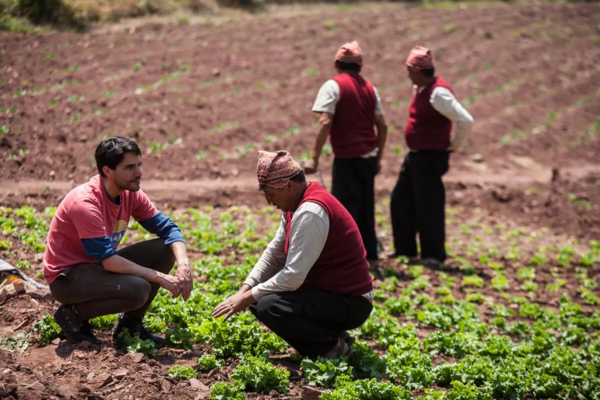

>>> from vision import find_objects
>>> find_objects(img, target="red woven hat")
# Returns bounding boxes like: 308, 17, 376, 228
335, 41, 363, 66
406, 45, 434, 71
257, 150, 302, 189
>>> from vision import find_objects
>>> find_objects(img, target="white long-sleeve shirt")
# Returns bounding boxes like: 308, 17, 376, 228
312, 79, 384, 116
244, 202, 374, 301
417, 85, 474, 151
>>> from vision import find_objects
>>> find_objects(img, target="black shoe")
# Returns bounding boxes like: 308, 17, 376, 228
81, 319, 92, 335
80, 319, 103, 345
54, 306, 102, 345
113, 315, 165, 346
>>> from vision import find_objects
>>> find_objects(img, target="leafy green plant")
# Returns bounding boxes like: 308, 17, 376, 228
197, 354, 224, 371
466, 293, 485, 304
580, 288, 600, 305
320, 377, 412, 400
349, 341, 387, 379
557, 246, 576, 267
231, 355, 289, 394
90, 314, 118, 330
408, 265, 424, 278
517, 267, 535, 281
191, 314, 286, 357
490, 275, 509, 291
435, 286, 452, 296
116, 328, 158, 357
301, 356, 352, 387
547, 278, 566, 292
166, 326, 194, 350
529, 252, 548, 266
380, 277, 398, 291
168, 365, 196, 379
33, 314, 65, 345
462, 275, 484, 288
522, 281, 538, 292
210, 382, 247, 400
0, 332, 29, 355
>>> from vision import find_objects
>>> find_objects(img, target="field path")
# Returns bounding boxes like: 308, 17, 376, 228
2, 164, 598, 201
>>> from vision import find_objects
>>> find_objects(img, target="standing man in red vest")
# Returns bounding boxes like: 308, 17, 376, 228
304, 41, 388, 265
390, 46, 473, 265
212, 151, 374, 359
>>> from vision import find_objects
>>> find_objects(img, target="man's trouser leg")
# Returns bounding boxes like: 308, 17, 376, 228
250, 289, 373, 359
411, 151, 450, 262
49, 239, 175, 321
331, 157, 379, 261
390, 154, 418, 257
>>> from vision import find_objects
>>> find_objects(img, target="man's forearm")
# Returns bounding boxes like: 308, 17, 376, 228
312, 124, 330, 161
451, 121, 473, 150
374, 115, 388, 161
239, 283, 252, 293
170, 241, 188, 264
102, 255, 159, 282
376, 126, 388, 160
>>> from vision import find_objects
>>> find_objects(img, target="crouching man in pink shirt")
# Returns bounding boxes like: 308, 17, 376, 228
43, 137, 193, 345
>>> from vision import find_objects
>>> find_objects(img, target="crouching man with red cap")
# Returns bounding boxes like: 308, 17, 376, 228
212, 150, 374, 359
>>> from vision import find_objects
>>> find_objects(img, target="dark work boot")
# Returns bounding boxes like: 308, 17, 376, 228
80, 319, 93, 335
113, 315, 165, 346
80, 319, 103, 345
53, 306, 101, 345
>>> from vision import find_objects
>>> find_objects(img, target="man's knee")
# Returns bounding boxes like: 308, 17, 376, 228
123, 277, 151, 310
254, 294, 294, 322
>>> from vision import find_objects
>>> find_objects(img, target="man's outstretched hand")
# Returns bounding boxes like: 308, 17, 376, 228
211, 290, 257, 322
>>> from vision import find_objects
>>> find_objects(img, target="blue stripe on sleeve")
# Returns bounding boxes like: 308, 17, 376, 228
81, 237, 118, 263
138, 211, 184, 245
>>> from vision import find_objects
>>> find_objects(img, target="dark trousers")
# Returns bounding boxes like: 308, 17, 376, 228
49, 239, 175, 321
250, 289, 373, 359
331, 156, 379, 261
390, 151, 449, 262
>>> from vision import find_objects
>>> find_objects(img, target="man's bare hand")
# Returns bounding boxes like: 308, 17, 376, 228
176, 259, 193, 301
211, 291, 256, 322
156, 272, 181, 298
304, 158, 318, 175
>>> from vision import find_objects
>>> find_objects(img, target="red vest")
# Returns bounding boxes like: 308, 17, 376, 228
284, 183, 373, 296
404, 77, 453, 151
330, 73, 378, 158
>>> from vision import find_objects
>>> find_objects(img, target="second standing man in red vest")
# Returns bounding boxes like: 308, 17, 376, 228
304, 41, 388, 265
390, 46, 474, 265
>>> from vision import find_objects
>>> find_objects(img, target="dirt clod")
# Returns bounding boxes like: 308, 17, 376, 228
161, 378, 171, 393
302, 385, 324, 400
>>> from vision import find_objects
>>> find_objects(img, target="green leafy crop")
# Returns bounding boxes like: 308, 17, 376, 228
168, 365, 196, 379
231, 355, 289, 394
116, 328, 158, 357
197, 354, 224, 371
33, 314, 65, 345
210, 382, 247, 400
320, 376, 412, 400
301, 356, 352, 387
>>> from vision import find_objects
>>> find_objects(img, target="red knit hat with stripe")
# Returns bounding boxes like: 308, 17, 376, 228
257, 150, 302, 189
